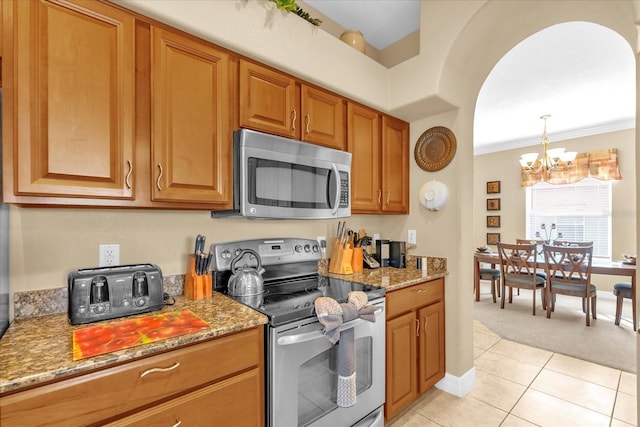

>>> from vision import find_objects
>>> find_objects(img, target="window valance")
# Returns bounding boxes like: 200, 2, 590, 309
521, 148, 622, 187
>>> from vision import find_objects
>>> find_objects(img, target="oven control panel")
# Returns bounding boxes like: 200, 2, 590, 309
211, 238, 321, 272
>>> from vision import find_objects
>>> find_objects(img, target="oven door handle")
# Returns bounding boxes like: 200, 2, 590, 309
277, 307, 383, 346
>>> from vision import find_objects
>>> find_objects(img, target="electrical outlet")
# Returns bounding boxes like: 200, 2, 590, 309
408, 229, 417, 245
99, 244, 120, 267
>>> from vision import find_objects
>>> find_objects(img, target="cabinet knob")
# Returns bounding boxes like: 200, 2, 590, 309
125, 160, 133, 189
156, 163, 164, 191
291, 109, 297, 131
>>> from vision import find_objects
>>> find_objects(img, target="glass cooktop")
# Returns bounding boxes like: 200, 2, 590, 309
227, 275, 385, 326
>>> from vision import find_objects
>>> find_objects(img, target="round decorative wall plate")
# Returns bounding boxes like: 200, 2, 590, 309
414, 126, 457, 172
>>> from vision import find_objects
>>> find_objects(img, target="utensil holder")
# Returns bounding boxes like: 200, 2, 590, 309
185, 254, 212, 299
351, 248, 363, 273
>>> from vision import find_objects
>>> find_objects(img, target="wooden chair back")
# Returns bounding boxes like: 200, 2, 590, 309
542, 244, 593, 287
516, 238, 547, 256
497, 242, 538, 282
552, 240, 593, 247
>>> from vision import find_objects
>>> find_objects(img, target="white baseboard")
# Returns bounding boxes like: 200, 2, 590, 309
434, 367, 477, 397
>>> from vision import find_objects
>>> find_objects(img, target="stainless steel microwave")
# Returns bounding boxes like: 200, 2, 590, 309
212, 129, 351, 220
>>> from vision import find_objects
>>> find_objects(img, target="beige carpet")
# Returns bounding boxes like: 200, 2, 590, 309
473, 281, 637, 373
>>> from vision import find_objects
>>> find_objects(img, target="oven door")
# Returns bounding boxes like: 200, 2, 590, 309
268, 299, 385, 427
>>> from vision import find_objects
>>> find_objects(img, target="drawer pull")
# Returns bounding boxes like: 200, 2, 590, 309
172, 420, 182, 427
140, 362, 180, 378
416, 288, 428, 294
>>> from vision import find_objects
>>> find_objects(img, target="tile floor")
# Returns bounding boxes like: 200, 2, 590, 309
386, 320, 637, 426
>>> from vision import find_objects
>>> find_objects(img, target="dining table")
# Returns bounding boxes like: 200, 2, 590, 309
473, 250, 637, 330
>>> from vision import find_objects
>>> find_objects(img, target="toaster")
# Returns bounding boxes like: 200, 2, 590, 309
68, 264, 164, 325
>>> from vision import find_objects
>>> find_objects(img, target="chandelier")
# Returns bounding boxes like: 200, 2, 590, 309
519, 115, 577, 179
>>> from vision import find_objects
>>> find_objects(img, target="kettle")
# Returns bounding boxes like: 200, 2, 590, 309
228, 249, 265, 297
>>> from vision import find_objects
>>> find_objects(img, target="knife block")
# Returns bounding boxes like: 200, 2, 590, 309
185, 254, 212, 299
329, 238, 354, 275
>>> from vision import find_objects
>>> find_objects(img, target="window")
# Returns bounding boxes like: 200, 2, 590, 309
525, 178, 611, 259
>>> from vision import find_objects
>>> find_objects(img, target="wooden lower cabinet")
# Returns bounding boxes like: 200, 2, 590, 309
385, 278, 445, 420
0, 327, 264, 427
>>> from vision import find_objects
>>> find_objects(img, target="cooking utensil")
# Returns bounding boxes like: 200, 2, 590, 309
228, 249, 265, 297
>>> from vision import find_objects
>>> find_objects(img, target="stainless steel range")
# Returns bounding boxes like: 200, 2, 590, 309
211, 238, 386, 427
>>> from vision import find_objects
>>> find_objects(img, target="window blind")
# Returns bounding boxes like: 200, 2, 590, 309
525, 178, 611, 258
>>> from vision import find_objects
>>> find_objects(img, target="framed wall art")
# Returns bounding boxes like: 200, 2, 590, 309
486, 198, 501, 211
486, 181, 501, 194
486, 215, 501, 228
486, 233, 500, 245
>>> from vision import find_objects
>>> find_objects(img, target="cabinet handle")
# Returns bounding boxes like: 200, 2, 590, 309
377, 190, 382, 206
172, 420, 182, 427
125, 160, 133, 189
140, 361, 180, 378
305, 114, 310, 134
424, 316, 429, 331
415, 318, 420, 337
385, 191, 390, 206
291, 109, 297, 130
416, 288, 427, 294
156, 163, 163, 191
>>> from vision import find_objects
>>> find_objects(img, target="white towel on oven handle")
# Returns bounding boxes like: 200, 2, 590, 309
314, 291, 376, 407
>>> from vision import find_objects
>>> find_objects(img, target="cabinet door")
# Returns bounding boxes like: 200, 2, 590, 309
381, 116, 409, 213
239, 60, 297, 138
385, 311, 417, 420
150, 27, 230, 204
347, 103, 380, 212
301, 85, 345, 150
418, 301, 445, 393
6, 0, 135, 200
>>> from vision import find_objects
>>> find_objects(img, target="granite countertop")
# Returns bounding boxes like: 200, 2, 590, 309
0, 293, 267, 395
320, 255, 448, 291
0, 255, 447, 396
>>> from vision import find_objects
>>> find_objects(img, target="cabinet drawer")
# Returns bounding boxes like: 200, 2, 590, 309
0, 327, 263, 427
386, 278, 444, 318
105, 368, 263, 426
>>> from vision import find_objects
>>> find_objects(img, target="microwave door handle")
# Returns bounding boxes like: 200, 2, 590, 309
330, 162, 341, 216
276, 307, 383, 346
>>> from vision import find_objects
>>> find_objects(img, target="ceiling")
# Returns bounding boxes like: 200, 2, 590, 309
304, 0, 420, 50
302, 3, 636, 154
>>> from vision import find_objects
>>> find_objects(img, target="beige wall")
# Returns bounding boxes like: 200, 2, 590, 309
7, 0, 639, 391
474, 129, 637, 292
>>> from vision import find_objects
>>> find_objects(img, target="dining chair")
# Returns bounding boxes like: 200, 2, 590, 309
612, 282, 636, 330
497, 242, 546, 315
479, 267, 500, 303
516, 238, 547, 256
542, 244, 596, 326
552, 240, 594, 247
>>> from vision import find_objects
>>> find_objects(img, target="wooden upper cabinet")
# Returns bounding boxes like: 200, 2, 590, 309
6, 0, 135, 200
301, 85, 345, 150
239, 60, 297, 138
348, 103, 380, 212
150, 27, 230, 205
381, 115, 410, 213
